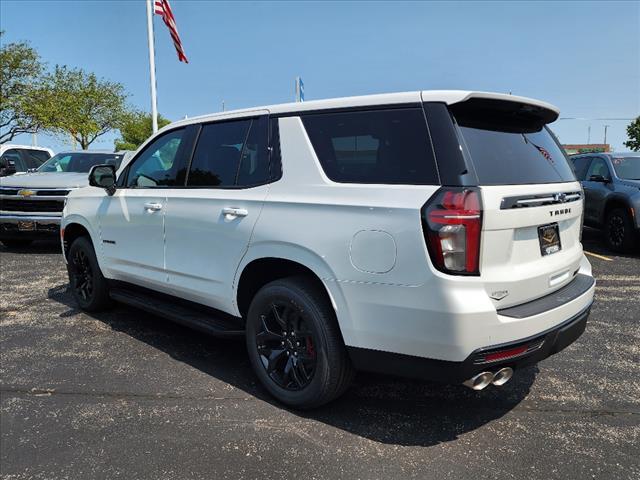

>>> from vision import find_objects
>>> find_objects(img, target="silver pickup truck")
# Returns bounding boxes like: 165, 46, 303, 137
0, 150, 128, 248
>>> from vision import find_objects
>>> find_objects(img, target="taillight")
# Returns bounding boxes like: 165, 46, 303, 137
421, 187, 482, 275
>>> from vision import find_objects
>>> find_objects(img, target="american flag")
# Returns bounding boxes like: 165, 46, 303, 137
154, 0, 188, 63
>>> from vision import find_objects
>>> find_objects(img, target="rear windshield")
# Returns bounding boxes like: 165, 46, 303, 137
302, 108, 439, 185
452, 103, 576, 185
611, 156, 640, 180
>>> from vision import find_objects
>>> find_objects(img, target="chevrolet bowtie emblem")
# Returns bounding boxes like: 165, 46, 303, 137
18, 189, 36, 197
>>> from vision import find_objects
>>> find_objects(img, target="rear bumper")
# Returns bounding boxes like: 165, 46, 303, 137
0, 214, 60, 239
348, 302, 591, 384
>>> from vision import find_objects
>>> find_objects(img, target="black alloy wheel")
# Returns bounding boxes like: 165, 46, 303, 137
256, 302, 317, 391
67, 236, 111, 311
605, 208, 635, 253
246, 276, 354, 409
71, 248, 94, 301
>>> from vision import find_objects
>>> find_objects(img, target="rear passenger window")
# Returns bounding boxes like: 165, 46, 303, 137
571, 157, 591, 180
302, 108, 439, 185
187, 117, 270, 188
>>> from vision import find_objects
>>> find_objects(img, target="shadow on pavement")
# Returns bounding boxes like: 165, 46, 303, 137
581, 226, 640, 258
0, 240, 62, 255
48, 282, 537, 447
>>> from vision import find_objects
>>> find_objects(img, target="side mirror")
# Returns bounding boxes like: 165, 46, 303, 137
589, 174, 609, 183
89, 164, 117, 195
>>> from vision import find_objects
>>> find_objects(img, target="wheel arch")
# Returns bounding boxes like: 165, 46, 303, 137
61, 215, 98, 262
234, 244, 352, 342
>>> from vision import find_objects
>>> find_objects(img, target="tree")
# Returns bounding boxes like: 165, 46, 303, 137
114, 110, 170, 151
624, 117, 640, 151
0, 32, 46, 143
32, 65, 129, 149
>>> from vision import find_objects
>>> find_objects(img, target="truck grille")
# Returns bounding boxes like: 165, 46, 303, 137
0, 199, 64, 213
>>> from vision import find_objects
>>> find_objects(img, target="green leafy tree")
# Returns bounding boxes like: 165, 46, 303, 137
0, 32, 46, 143
624, 117, 640, 151
32, 65, 129, 149
115, 110, 170, 151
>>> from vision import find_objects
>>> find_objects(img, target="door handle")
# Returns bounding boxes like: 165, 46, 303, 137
144, 202, 163, 212
222, 207, 248, 219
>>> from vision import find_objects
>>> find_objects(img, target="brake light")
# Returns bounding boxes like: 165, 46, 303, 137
422, 187, 482, 275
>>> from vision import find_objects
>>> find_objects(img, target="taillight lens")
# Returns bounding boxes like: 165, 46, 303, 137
422, 187, 482, 275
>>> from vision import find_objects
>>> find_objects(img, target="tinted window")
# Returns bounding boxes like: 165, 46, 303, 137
456, 124, 576, 185
586, 158, 610, 180
22, 149, 51, 167
38, 152, 123, 173
187, 120, 250, 187
611, 156, 640, 180
571, 156, 592, 181
126, 129, 184, 187
237, 117, 270, 186
0, 149, 24, 172
187, 118, 271, 188
302, 108, 439, 185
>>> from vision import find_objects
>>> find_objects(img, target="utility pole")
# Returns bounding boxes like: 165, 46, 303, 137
587, 125, 591, 144
222, 100, 225, 112
604, 125, 611, 145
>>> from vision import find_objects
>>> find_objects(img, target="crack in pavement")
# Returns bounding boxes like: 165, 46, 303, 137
1, 386, 638, 417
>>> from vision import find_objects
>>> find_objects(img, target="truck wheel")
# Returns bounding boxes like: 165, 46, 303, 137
605, 208, 636, 253
67, 236, 111, 311
246, 276, 354, 409
1, 239, 33, 248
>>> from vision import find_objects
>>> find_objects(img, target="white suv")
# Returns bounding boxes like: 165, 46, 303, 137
61, 90, 595, 408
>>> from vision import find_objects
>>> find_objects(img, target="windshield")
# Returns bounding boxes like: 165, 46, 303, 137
38, 152, 123, 173
611, 157, 640, 180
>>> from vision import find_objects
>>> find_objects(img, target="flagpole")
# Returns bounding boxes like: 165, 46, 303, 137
146, 0, 159, 133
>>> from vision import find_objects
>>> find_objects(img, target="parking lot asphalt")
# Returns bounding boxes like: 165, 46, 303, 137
1, 228, 638, 480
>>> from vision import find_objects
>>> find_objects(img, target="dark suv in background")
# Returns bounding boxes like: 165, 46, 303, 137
570, 152, 640, 252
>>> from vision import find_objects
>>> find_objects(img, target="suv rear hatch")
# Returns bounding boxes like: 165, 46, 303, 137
449, 97, 584, 309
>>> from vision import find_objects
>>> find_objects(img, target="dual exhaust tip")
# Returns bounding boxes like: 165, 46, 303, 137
463, 367, 513, 391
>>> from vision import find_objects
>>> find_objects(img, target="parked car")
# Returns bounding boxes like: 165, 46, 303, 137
0, 150, 126, 248
0, 144, 54, 177
570, 152, 640, 252
61, 90, 595, 408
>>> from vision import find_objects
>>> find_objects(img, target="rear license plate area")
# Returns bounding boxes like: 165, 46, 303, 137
17, 220, 36, 231
538, 223, 561, 256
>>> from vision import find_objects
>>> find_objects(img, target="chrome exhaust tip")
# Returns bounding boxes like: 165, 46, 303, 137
463, 371, 494, 391
491, 367, 514, 386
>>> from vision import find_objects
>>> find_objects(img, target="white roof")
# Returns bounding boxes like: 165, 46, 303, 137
0, 144, 53, 152
166, 90, 560, 132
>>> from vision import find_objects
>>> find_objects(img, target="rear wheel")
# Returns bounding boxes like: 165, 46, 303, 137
67, 236, 111, 311
0, 239, 33, 248
605, 208, 636, 253
245, 276, 354, 409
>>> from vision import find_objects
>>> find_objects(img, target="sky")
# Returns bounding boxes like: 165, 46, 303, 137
1, 0, 638, 152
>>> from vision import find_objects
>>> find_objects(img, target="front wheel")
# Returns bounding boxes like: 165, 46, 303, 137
605, 208, 636, 253
67, 236, 111, 311
245, 276, 354, 409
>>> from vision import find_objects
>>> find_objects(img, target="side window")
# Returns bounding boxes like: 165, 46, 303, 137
586, 158, 610, 180
126, 129, 185, 187
187, 120, 250, 187
21, 149, 51, 168
301, 108, 439, 185
186, 117, 270, 188
571, 156, 591, 181
0, 149, 24, 172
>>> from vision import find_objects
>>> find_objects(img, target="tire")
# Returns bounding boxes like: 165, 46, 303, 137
67, 236, 111, 311
604, 208, 636, 253
245, 276, 354, 409
1, 239, 34, 248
